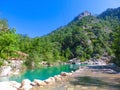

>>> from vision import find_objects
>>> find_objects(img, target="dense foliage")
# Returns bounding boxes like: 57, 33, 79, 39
98, 7, 120, 65
0, 19, 19, 59
0, 7, 120, 68
112, 27, 120, 66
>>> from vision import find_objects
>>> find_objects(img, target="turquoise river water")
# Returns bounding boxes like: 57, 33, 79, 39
0, 64, 85, 82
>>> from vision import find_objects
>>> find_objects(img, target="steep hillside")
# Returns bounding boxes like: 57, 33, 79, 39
45, 13, 113, 61
98, 7, 120, 20
98, 7, 120, 28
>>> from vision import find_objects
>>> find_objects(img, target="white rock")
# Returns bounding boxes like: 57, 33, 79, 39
3, 61, 8, 65
0, 82, 17, 90
22, 79, 31, 85
30, 82, 36, 86
75, 70, 80, 73
68, 72, 72, 76
34, 79, 46, 86
61, 72, 72, 76
13, 69, 20, 75
54, 75, 62, 81
0, 66, 12, 76
60, 72, 67, 76
21, 79, 32, 90
10, 81, 21, 89
21, 84, 32, 90
44, 77, 55, 85
57, 75, 63, 79
49, 77, 55, 83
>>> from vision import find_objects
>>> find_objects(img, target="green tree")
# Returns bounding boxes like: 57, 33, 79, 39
113, 27, 120, 66
0, 29, 19, 59
24, 52, 41, 69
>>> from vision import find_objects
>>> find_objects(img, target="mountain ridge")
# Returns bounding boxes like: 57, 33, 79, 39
74, 11, 92, 21
43, 7, 120, 62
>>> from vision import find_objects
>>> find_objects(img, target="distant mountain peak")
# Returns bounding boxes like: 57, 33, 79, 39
74, 11, 91, 20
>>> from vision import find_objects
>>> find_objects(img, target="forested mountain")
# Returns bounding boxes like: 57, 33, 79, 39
0, 7, 120, 68
98, 7, 120, 28
46, 11, 112, 61
98, 7, 120, 66
98, 7, 120, 20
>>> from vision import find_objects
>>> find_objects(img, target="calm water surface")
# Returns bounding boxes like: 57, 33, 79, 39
0, 64, 84, 82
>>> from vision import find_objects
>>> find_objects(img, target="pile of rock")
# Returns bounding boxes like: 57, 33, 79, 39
0, 66, 12, 77
0, 60, 23, 77
0, 71, 74, 90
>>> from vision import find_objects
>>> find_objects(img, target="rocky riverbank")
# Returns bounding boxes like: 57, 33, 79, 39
0, 57, 119, 90
0, 56, 109, 77
31, 65, 120, 90
0, 71, 73, 90
0, 64, 119, 90
0, 60, 23, 77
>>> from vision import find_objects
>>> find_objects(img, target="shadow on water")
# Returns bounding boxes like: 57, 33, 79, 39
70, 76, 120, 89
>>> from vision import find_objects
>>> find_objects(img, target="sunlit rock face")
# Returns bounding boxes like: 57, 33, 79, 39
74, 11, 91, 20
0, 66, 12, 77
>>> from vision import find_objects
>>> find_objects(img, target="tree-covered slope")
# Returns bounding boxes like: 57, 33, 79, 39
0, 7, 120, 68
98, 7, 120, 66
46, 14, 112, 60
98, 7, 120, 20
98, 7, 120, 28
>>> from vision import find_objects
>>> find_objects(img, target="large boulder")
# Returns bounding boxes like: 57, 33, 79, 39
60, 72, 67, 76
30, 82, 36, 86
60, 72, 72, 76
21, 79, 32, 90
34, 79, 47, 86
49, 77, 55, 83
10, 81, 21, 89
54, 75, 62, 81
44, 77, 55, 85
21, 84, 32, 90
21, 79, 31, 85
0, 66, 12, 76
0, 82, 17, 90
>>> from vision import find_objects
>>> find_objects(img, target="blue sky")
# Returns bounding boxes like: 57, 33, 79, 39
0, 0, 120, 37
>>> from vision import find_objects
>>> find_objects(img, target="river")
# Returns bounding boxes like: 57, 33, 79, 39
0, 64, 85, 82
